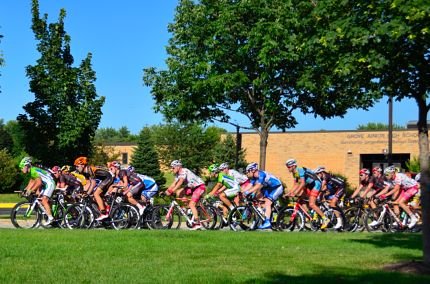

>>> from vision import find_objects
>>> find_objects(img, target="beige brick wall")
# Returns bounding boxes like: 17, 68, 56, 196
240, 130, 419, 189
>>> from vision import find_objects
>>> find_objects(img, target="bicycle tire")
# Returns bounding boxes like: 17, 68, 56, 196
151, 205, 177, 229
276, 207, 304, 232
63, 203, 94, 229
227, 205, 258, 231
363, 207, 388, 232
198, 205, 217, 230
110, 204, 140, 230
10, 201, 41, 229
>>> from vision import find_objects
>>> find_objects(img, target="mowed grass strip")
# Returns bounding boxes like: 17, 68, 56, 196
0, 229, 428, 283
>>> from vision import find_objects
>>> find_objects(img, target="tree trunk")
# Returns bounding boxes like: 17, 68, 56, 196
417, 104, 430, 266
259, 128, 269, 170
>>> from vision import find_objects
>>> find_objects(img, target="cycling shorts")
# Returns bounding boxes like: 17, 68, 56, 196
185, 184, 206, 203
223, 185, 240, 198
142, 184, 159, 199
325, 187, 345, 200
128, 182, 145, 195
262, 185, 283, 202
400, 186, 419, 201
40, 181, 55, 198
240, 179, 251, 189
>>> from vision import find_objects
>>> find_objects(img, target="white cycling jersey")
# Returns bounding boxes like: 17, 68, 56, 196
175, 168, 204, 189
228, 169, 248, 184
391, 173, 417, 189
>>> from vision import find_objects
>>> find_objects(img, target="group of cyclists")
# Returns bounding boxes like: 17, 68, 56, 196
17, 155, 421, 231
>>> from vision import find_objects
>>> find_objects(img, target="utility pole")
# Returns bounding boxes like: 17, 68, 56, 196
388, 95, 393, 165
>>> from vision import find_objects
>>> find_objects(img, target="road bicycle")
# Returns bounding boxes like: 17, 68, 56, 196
151, 195, 217, 230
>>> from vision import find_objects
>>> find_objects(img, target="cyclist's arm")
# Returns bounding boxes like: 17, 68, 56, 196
122, 176, 131, 195
320, 180, 327, 192
350, 184, 363, 198
28, 178, 42, 192
291, 178, 305, 196
360, 182, 374, 198
209, 183, 222, 196
247, 182, 263, 195
216, 185, 228, 194
85, 178, 96, 194
166, 178, 184, 195
378, 184, 399, 198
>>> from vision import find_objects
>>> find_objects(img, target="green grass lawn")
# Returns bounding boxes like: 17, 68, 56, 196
0, 230, 428, 283
0, 193, 21, 203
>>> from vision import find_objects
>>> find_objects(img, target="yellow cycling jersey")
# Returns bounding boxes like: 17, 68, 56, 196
71, 171, 87, 186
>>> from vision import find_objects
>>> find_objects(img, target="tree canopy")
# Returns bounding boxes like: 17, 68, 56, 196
17, 0, 104, 165
144, 0, 378, 169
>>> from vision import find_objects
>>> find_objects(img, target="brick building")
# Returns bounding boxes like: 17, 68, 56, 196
111, 129, 419, 189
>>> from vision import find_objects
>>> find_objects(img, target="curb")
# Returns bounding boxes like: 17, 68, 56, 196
0, 203, 16, 209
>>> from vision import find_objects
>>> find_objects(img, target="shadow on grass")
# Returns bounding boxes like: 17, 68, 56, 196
348, 233, 422, 251
243, 269, 430, 284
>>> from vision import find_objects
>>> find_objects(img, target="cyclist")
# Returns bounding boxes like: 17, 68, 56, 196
74, 156, 113, 221
165, 160, 206, 230
19, 157, 56, 225
207, 163, 241, 219
314, 166, 345, 229
286, 159, 330, 229
351, 168, 381, 199
51, 166, 83, 200
127, 165, 159, 212
377, 166, 419, 228
245, 162, 283, 230
218, 162, 252, 193
110, 161, 145, 215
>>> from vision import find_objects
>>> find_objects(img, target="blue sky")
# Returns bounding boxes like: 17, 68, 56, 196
0, 0, 419, 134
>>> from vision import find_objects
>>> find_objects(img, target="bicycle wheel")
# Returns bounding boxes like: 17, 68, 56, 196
139, 205, 155, 230
198, 205, 217, 230
323, 207, 346, 231
276, 207, 304, 232
363, 207, 387, 232
344, 207, 363, 232
110, 204, 140, 230
227, 205, 258, 231
40, 206, 65, 229
63, 203, 94, 229
151, 205, 178, 229
10, 201, 41, 229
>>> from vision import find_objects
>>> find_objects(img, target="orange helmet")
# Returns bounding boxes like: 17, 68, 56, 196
74, 156, 88, 166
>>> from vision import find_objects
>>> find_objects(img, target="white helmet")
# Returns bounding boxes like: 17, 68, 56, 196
285, 159, 297, 167
314, 166, 326, 174
384, 165, 396, 175
218, 163, 229, 170
245, 162, 258, 172
170, 160, 182, 168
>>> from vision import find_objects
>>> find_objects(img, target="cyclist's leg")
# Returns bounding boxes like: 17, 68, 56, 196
190, 185, 206, 224
40, 181, 55, 219
94, 188, 106, 212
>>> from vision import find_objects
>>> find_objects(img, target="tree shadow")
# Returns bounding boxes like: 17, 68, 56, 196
242, 269, 430, 284
348, 233, 422, 251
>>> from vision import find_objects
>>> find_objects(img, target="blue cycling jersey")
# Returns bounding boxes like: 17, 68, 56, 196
294, 167, 319, 185
250, 170, 282, 191
137, 174, 157, 190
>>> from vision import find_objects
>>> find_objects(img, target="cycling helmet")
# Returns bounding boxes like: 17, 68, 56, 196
246, 162, 258, 172
314, 166, 326, 174
372, 167, 382, 173
170, 160, 182, 168
74, 156, 88, 166
218, 163, 229, 170
415, 173, 421, 182
359, 168, 370, 175
127, 165, 135, 172
285, 159, 297, 167
111, 161, 121, 169
208, 163, 219, 173
19, 157, 32, 169
51, 166, 61, 174
384, 166, 396, 175
61, 165, 71, 172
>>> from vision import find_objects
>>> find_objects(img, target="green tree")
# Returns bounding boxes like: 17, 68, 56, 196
213, 134, 247, 170
17, 0, 104, 166
0, 119, 13, 153
305, 0, 430, 266
3, 120, 26, 157
131, 127, 166, 188
90, 144, 120, 167
357, 122, 406, 130
0, 149, 19, 193
144, 0, 376, 170
94, 126, 138, 144
150, 123, 225, 175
